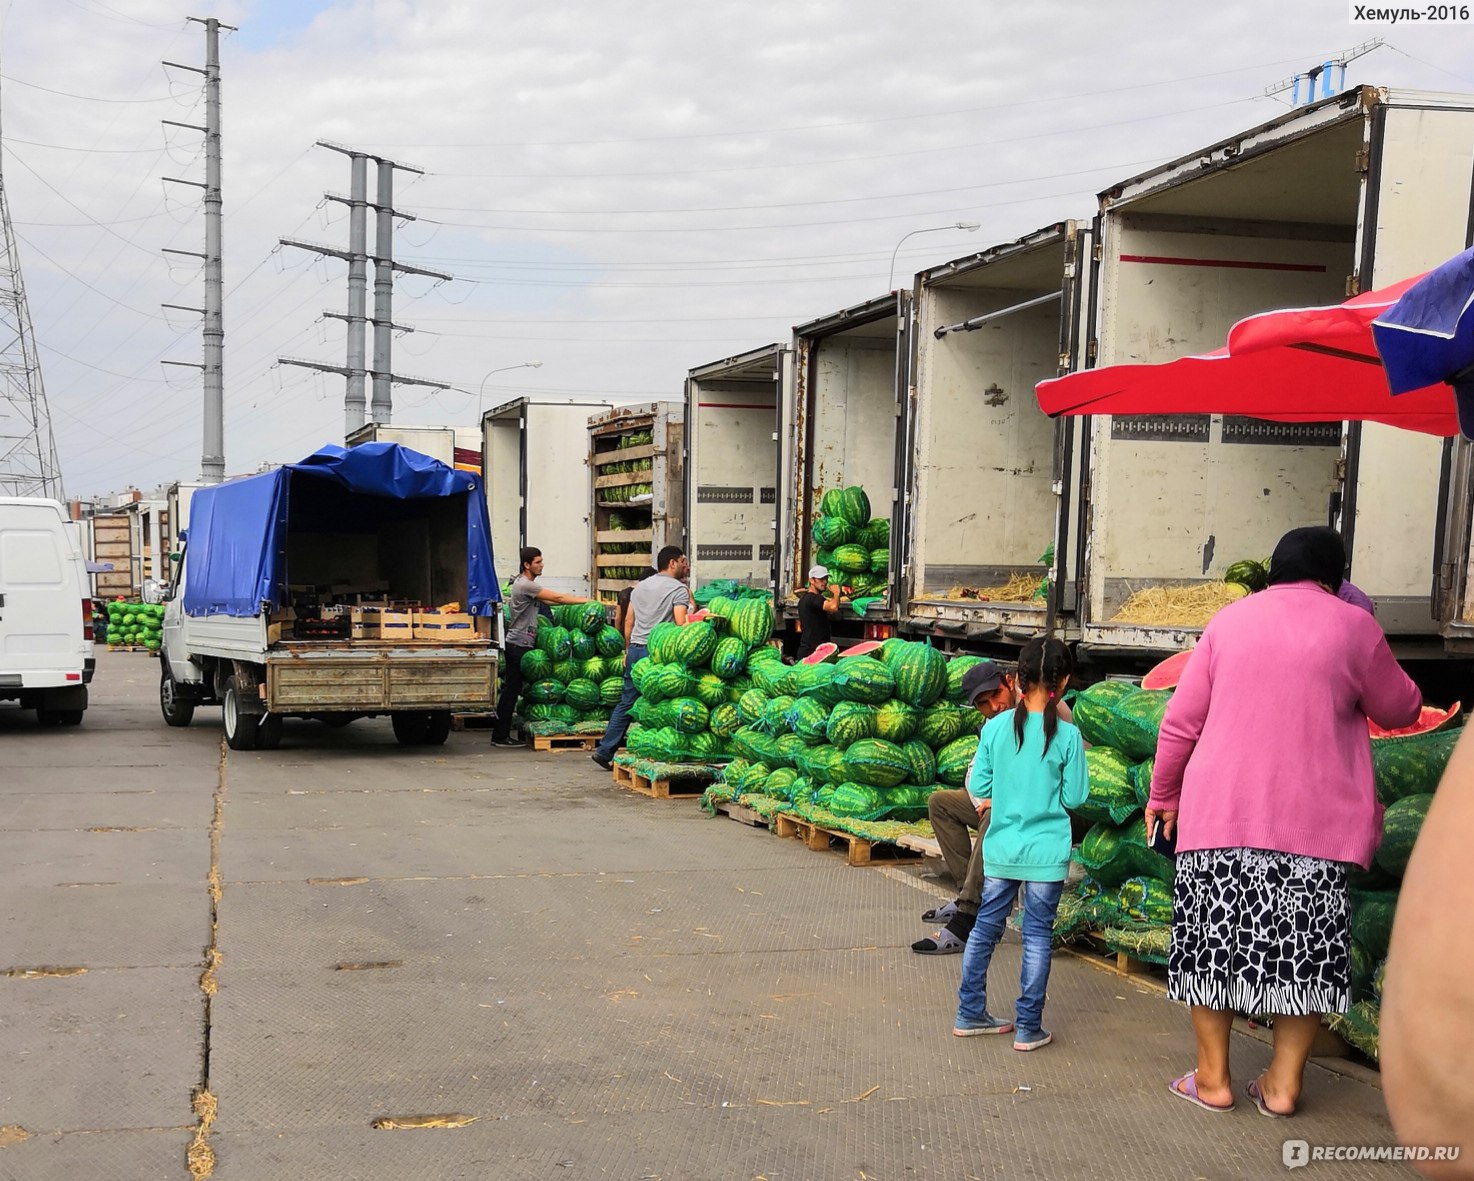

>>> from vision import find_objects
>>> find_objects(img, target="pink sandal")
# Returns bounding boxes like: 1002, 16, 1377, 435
1168, 1070, 1235, 1113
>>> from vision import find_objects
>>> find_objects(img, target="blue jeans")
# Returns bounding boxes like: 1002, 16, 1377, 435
956, 876, 1064, 1038
594, 644, 646, 761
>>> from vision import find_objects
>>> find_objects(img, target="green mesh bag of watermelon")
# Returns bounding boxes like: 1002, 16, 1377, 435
798, 743, 848, 786
596, 625, 625, 659
750, 659, 789, 696
709, 702, 742, 739
826, 701, 877, 750
1108, 688, 1175, 761
719, 757, 750, 787
915, 704, 971, 750
629, 657, 655, 694
520, 649, 554, 681
1073, 747, 1141, 826
1350, 888, 1398, 960
873, 699, 920, 744
1117, 876, 1174, 926
709, 636, 748, 680
787, 697, 830, 744
570, 631, 597, 662
757, 695, 796, 736
842, 738, 910, 788
691, 672, 728, 708
668, 697, 710, 734
1070, 680, 1137, 747
1130, 757, 1154, 807
935, 735, 979, 787
826, 781, 889, 820
736, 688, 769, 726
764, 768, 799, 801
1375, 793, 1432, 878
830, 655, 894, 704
1073, 819, 1174, 887
645, 620, 683, 664
1372, 724, 1460, 804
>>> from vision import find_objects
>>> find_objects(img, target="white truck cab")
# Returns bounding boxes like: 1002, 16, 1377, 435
0, 497, 95, 725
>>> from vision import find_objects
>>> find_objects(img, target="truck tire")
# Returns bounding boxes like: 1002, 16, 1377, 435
423, 710, 452, 746
255, 713, 283, 750
160, 666, 195, 727
390, 711, 431, 746
37, 708, 84, 726
222, 676, 260, 751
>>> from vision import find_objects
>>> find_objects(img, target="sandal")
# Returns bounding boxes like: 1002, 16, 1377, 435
921, 899, 959, 924
1167, 1070, 1235, 1113
1247, 1077, 1293, 1119
911, 928, 965, 955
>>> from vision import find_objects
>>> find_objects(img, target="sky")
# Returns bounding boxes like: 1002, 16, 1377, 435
2, 0, 1472, 498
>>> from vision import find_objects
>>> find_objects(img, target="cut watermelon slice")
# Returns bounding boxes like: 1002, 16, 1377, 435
837, 640, 885, 659
687, 608, 710, 622
1368, 702, 1461, 740
1141, 649, 1193, 691
801, 642, 839, 665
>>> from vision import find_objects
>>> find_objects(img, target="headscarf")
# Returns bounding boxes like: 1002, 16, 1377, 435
1266, 526, 1345, 592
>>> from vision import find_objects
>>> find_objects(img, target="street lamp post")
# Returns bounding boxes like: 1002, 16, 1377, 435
478, 361, 543, 419
887, 221, 981, 291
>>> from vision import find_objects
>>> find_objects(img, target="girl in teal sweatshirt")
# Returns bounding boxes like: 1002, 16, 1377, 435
954, 637, 1089, 1051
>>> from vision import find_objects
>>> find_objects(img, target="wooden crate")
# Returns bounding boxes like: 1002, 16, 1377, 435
350, 607, 413, 641
610, 760, 716, 799
772, 813, 922, 868
413, 612, 476, 641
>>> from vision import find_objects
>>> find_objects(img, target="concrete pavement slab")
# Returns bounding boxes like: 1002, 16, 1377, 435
0, 829, 210, 888
0, 787, 215, 832
3, 883, 209, 967
0, 1127, 188, 1181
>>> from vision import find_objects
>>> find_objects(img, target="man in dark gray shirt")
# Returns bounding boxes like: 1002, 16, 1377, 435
592, 545, 690, 769
493, 547, 595, 747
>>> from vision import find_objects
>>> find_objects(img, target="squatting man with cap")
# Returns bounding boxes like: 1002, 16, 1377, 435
795, 564, 846, 660
912, 659, 1076, 955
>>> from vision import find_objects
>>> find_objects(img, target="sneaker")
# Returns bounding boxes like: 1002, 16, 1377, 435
591, 753, 613, 771
953, 1015, 1014, 1038
491, 738, 522, 748
1013, 1029, 1053, 1052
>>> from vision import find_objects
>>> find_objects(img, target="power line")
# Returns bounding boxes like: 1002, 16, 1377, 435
0, 71, 190, 103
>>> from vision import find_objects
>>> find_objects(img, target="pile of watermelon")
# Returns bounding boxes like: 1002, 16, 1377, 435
515, 602, 624, 733
711, 638, 990, 821
106, 600, 164, 650
811, 485, 890, 599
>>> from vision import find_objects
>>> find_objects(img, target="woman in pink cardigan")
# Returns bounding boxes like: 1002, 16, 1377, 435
1147, 526, 1421, 1118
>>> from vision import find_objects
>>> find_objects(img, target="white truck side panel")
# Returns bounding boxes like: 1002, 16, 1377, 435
689, 380, 778, 589
0, 499, 88, 679
1354, 107, 1474, 614
346, 424, 456, 467
524, 404, 592, 595
484, 408, 522, 589
1090, 224, 1350, 620
910, 290, 1057, 595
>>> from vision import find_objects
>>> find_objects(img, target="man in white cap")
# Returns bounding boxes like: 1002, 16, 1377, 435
795, 564, 844, 659
912, 659, 1076, 954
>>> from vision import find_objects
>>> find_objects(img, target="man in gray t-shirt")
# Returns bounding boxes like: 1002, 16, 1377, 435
594, 545, 690, 768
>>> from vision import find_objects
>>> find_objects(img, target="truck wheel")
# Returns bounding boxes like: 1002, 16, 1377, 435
423, 711, 452, 746
222, 676, 260, 751
160, 667, 195, 727
57, 710, 84, 727
36, 709, 61, 727
255, 714, 283, 750
390, 711, 431, 746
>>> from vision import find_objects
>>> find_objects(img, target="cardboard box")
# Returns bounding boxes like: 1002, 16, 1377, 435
412, 611, 475, 641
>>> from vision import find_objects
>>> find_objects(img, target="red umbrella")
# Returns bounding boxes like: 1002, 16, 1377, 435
1035, 274, 1458, 436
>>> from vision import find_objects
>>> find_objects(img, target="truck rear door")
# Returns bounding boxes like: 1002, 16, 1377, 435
0, 501, 85, 678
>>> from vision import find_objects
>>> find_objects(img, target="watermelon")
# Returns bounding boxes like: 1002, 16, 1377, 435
858, 518, 890, 551
1075, 746, 1139, 826
709, 702, 742, 738
1368, 702, 1461, 739
520, 649, 554, 681
738, 762, 773, 794
1130, 756, 1154, 807
900, 739, 937, 786
746, 642, 783, 666
628, 657, 654, 693
689, 672, 727, 708
889, 642, 948, 708
525, 702, 577, 723
1071, 680, 1137, 747
819, 488, 844, 518
564, 678, 601, 710
812, 516, 855, 548
749, 656, 788, 699
669, 697, 710, 734
874, 698, 920, 744
826, 701, 877, 750
1350, 888, 1398, 959
570, 631, 597, 662
710, 636, 748, 679
779, 664, 821, 697
944, 655, 985, 703
814, 547, 836, 573
599, 676, 625, 707
800, 664, 845, 707
733, 728, 782, 766
869, 549, 889, 576
536, 625, 573, 661
579, 657, 608, 682
1074, 818, 1174, 887
832, 656, 895, 704
803, 744, 850, 786
916, 705, 969, 750
595, 625, 625, 658
759, 695, 797, 736
788, 697, 830, 744
842, 738, 910, 788
1141, 649, 1193, 692
668, 621, 714, 667
1375, 792, 1432, 878
729, 599, 774, 647
830, 543, 871, 574
833, 486, 871, 527
775, 733, 809, 764
644, 663, 695, 702
552, 659, 581, 684
1110, 688, 1175, 761
1118, 876, 1174, 925
646, 621, 683, 664
828, 781, 885, 818
527, 679, 565, 704
1372, 725, 1460, 804
720, 757, 751, 786
765, 767, 800, 800
801, 642, 839, 665
736, 688, 768, 726
935, 736, 979, 786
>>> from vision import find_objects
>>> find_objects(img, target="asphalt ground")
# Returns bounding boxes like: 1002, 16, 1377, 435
0, 651, 1414, 1180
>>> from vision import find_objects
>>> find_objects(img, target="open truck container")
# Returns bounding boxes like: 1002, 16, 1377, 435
588, 402, 686, 605
783, 294, 907, 627
346, 423, 483, 474
903, 221, 1093, 649
1082, 85, 1474, 660
684, 345, 789, 595
483, 397, 610, 596
160, 443, 500, 750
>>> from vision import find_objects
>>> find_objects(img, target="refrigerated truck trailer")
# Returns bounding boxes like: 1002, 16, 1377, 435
482, 396, 612, 596
684, 345, 790, 596
782, 293, 908, 625
902, 221, 1093, 648
1081, 84, 1474, 658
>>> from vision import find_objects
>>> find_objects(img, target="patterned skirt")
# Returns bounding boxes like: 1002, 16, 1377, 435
1169, 847, 1351, 1016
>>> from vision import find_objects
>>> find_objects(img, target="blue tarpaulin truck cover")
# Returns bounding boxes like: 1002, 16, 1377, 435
181, 443, 501, 618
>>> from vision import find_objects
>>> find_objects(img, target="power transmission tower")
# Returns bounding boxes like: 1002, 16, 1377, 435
0, 66, 63, 500
161, 15, 233, 484
279, 145, 452, 434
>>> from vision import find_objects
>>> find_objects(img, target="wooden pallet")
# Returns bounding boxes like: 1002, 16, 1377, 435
610, 760, 714, 799
530, 733, 600, 752
450, 712, 496, 732
772, 813, 922, 868
712, 798, 770, 828
1072, 930, 1166, 981
895, 832, 943, 859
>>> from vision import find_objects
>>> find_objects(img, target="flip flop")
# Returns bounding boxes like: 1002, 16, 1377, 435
911, 928, 965, 955
1167, 1070, 1235, 1113
921, 900, 959, 924
1247, 1077, 1293, 1119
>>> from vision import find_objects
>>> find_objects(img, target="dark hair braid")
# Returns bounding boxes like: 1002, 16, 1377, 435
1012, 636, 1075, 754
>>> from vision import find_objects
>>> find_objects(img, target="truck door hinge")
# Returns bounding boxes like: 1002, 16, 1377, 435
1354, 146, 1371, 173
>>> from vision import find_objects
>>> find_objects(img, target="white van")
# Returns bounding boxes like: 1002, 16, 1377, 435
0, 497, 95, 725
